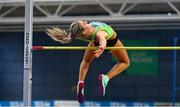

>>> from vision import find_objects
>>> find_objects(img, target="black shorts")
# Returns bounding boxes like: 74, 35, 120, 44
93, 36, 118, 51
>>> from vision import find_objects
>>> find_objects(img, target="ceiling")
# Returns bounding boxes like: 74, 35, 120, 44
1, 0, 180, 31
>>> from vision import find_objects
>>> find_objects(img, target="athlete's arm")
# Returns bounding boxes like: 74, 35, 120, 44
93, 30, 108, 58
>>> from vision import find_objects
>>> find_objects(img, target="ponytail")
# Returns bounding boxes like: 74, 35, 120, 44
46, 27, 72, 44
46, 21, 83, 43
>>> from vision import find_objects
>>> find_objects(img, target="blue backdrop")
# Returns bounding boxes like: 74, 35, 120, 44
0, 29, 180, 102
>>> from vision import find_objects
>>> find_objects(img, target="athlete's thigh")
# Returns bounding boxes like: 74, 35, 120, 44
83, 41, 96, 63
110, 40, 129, 62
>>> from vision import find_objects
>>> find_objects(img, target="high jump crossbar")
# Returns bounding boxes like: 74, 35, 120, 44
32, 46, 180, 50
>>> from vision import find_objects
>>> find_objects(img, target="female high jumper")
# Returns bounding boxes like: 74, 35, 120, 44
46, 20, 130, 103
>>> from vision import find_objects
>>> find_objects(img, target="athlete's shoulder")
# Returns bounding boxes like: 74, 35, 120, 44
89, 21, 107, 27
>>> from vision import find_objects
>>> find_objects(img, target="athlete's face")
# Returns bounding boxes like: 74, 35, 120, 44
78, 20, 93, 37
78, 21, 88, 28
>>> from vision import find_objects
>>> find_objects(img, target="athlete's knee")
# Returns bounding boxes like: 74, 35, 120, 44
118, 58, 130, 67
124, 55, 130, 67
125, 59, 130, 67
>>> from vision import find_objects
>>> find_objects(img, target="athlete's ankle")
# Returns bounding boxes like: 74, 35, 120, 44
104, 74, 109, 82
105, 74, 110, 81
77, 81, 84, 90
78, 81, 84, 84
103, 75, 109, 87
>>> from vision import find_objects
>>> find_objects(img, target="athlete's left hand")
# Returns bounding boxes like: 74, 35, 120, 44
93, 46, 105, 58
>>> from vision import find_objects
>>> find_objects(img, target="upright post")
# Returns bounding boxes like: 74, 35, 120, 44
172, 37, 177, 106
23, 0, 33, 106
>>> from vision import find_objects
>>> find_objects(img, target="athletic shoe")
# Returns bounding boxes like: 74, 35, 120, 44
76, 81, 85, 103
98, 74, 109, 96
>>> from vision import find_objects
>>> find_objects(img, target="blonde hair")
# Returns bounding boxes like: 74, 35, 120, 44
70, 21, 84, 36
46, 27, 72, 44
46, 21, 84, 44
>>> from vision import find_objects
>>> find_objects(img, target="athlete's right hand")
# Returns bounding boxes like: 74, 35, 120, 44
93, 46, 105, 58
